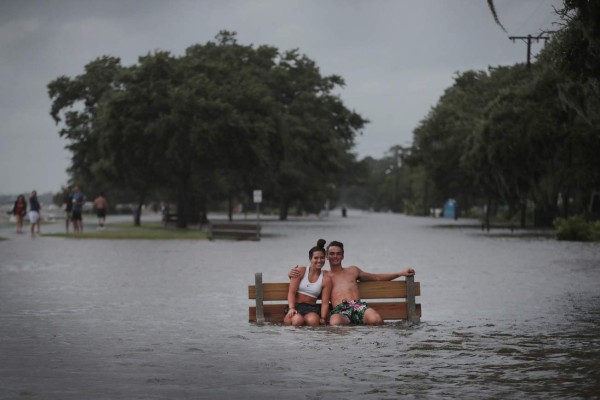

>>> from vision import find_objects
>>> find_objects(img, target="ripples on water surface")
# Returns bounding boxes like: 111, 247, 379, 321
1, 212, 599, 399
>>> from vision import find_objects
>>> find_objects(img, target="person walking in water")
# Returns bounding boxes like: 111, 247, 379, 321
93, 193, 107, 230
71, 185, 86, 234
28, 190, 41, 236
11, 194, 27, 234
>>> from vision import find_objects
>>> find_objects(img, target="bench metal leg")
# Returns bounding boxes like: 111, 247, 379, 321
255, 272, 265, 325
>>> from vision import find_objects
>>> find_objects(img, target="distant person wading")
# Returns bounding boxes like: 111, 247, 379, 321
71, 186, 86, 234
28, 190, 41, 237
11, 194, 27, 234
93, 193, 107, 230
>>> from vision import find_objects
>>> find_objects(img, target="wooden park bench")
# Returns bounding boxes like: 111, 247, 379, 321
162, 213, 202, 226
248, 272, 421, 324
208, 223, 261, 241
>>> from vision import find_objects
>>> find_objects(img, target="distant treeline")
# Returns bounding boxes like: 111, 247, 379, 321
0, 193, 55, 207
345, 2, 600, 227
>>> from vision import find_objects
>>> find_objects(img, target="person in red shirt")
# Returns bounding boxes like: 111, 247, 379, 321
12, 194, 27, 234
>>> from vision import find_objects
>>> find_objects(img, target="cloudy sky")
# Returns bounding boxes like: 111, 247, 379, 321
0, 0, 562, 195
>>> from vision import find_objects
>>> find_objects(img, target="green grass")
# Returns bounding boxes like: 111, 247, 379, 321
42, 221, 208, 240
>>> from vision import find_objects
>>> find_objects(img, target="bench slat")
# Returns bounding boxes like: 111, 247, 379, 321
248, 283, 289, 300
358, 280, 421, 298
211, 224, 260, 231
248, 303, 422, 323
248, 281, 421, 300
209, 223, 261, 241
163, 213, 201, 224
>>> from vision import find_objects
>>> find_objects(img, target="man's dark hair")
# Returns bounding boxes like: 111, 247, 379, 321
327, 241, 344, 255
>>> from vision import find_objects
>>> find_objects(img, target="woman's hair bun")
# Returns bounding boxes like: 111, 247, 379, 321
317, 239, 326, 247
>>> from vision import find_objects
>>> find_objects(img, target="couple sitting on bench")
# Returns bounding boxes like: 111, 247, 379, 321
285, 239, 415, 326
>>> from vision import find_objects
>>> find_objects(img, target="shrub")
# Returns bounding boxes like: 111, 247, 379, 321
592, 221, 600, 241
554, 216, 594, 241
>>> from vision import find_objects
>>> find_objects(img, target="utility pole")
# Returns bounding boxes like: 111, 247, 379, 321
509, 32, 552, 68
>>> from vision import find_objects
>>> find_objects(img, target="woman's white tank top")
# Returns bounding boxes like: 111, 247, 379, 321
297, 267, 323, 298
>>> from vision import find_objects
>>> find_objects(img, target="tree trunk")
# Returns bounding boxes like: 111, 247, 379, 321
423, 178, 429, 216
279, 197, 289, 221
484, 197, 491, 231
200, 195, 209, 225
520, 200, 527, 228
176, 176, 189, 229
133, 198, 144, 227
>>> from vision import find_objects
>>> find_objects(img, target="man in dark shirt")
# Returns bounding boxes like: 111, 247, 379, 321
71, 186, 86, 234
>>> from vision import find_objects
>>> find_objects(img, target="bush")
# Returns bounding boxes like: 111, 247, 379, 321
554, 216, 596, 241
592, 221, 600, 241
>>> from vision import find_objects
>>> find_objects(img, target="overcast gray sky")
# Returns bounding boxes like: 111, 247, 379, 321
0, 0, 562, 195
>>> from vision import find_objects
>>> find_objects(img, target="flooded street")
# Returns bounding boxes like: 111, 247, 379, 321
1, 211, 599, 399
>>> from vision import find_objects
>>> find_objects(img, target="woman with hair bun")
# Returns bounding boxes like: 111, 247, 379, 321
284, 239, 332, 326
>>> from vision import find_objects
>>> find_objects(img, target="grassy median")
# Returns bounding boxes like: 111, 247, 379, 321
42, 222, 208, 240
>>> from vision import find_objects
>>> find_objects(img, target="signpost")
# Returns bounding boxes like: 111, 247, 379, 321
253, 190, 262, 240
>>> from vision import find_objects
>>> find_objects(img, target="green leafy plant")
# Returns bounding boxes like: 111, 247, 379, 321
554, 216, 595, 241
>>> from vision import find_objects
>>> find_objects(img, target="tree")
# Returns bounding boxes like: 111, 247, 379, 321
94, 51, 181, 225
48, 56, 123, 191
538, 2, 600, 219
463, 65, 569, 227
411, 70, 495, 212
268, 50, 367, 220
49, 32, 365, 225
182, 32, 279, 222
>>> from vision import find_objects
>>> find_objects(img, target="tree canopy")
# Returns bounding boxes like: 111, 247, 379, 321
398, 1, 600, 226
48, 31, 367, 225
330, 2, 600, 225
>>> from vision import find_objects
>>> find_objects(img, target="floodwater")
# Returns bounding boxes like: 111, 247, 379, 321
0, 211, 599, 399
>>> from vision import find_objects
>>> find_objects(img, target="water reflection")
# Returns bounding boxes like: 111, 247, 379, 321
0, 212, 599, 399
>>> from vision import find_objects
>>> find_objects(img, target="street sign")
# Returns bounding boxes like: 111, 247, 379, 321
253, 190, 262, 204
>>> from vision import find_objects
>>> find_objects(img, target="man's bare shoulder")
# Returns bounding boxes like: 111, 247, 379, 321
341, 265, 362, 277
345, 265, 362, 271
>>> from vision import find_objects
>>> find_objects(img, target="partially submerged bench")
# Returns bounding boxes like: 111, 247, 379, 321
248, 272, 421, 324
209, 223, 261, 241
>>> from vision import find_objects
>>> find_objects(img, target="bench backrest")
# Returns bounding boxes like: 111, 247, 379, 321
211, 223, 261, 231
209, 223, 261, 241
248, 272, 421, 324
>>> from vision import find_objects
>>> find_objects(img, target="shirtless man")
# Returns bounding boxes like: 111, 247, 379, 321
290, 240, 415, 325
93, 193, 108, 229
